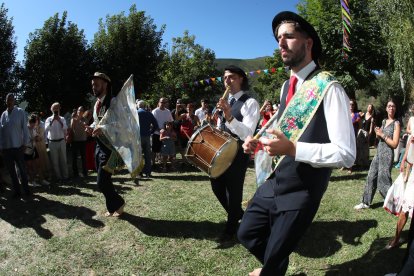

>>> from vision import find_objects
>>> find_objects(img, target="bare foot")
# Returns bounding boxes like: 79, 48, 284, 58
385, 239, 399, 250
112, 203, 126, 217
249, 268, 262, 276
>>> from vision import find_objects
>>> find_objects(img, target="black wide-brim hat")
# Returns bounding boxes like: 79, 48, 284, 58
272, 11, 322, 62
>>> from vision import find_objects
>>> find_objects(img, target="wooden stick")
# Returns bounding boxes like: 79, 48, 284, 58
222, 86, 231, 100
253, 111, 279, 139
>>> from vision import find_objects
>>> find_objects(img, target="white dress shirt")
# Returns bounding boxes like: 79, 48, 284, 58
281, 61, 356, 168
45, 115, 68, 140
219, 91, 261, 141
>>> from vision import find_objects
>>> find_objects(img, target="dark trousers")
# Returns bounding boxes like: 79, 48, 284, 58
210, 147, 249, 234
3, 147, 29, 195
141, 136, 152, 175
95, 142, 124, 213
72, 140, 87, 177
238, 191, 320, 276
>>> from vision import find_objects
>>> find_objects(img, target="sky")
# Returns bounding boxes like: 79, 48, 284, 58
2, 0, 300, 62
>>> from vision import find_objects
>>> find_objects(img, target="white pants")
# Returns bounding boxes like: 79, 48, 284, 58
49, 140, 68, 179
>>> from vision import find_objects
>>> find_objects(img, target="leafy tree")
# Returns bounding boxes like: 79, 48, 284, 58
369, 0, 414, 105
151, 30, 221, 107
253, 49, 289, 105
91, 4, 165, 98
23, 11, 92, 113
0, 3, 21, 109
297, 0, 389, 98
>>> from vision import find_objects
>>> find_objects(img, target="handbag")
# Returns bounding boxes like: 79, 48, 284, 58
383, 173, 406, 216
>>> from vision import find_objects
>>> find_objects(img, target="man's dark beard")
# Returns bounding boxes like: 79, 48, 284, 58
94, 90, 102, 98
282, 44, 306, 68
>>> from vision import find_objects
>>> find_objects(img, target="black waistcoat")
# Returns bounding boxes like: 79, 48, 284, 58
220, 93, 250, 140
259, 75, 333, 211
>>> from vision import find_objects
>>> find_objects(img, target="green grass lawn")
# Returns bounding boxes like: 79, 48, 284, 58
0, 152, 408, 275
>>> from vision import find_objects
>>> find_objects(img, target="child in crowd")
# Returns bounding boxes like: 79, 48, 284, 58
160, 121, 177, 172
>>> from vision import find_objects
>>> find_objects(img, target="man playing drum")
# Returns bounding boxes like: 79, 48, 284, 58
213, 65, 260, 245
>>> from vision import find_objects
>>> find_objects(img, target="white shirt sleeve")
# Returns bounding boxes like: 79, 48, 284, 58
225, 98, 260, 141
295, 83, 356, 168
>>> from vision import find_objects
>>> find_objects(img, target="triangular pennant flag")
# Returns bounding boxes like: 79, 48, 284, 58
256, 70, 261, 74
271, 67, 276, 73
264, 69, 269, 74
200, 80, 204, 85
217, 77, 222, 82
205, 79, 210, 85
249, 71, 255, 76
211, 78, 216, 82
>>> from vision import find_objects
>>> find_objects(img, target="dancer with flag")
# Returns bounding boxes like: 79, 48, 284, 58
86, 72, 142, 217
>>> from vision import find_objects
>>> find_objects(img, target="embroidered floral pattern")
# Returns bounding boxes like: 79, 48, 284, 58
255, 71, 337, 186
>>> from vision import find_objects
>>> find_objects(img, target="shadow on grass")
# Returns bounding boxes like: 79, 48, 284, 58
295, 219, 405, 274
0, 193, 104, 239
323, 237, 405, 275
296, 219, 378, 258
155, 174, 210, 181
329, 172, 367, 182
121, 212, 223, 240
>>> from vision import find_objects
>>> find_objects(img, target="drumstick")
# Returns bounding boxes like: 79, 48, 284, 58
253, 111, 279, 139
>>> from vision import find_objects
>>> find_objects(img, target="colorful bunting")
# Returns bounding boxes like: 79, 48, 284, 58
178, 66, 286, 90
341, 0, 352, 58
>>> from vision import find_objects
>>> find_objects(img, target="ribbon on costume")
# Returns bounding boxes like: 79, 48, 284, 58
254, 71, 338, 186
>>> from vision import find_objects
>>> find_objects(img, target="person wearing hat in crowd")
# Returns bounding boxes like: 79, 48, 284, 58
238, 11, 356, 275
85, 72, 125, 217
213, 65, 261, 245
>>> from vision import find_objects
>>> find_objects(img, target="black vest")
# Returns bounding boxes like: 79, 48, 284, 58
220, 93, 250, 140
259, 75, 332, 211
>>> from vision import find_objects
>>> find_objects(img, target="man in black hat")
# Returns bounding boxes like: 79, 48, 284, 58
86, 72, 125, 217
212, 65, 260, 245
237, 11, 356, 275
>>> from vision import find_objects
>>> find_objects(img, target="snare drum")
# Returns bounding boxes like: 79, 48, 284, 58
185, 124, 238, 178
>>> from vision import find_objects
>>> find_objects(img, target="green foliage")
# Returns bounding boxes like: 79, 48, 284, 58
91, 4, 165, 99
214, 57, 268, 72
254, 49, 289, 105
151, 30, 221, 107
0, 3, 21, 109
369, 0, 414, 103
298, 0, 389, 97
22, 11, 92, 113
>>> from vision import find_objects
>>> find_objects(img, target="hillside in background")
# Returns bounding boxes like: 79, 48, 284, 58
214, 56, 270, 72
